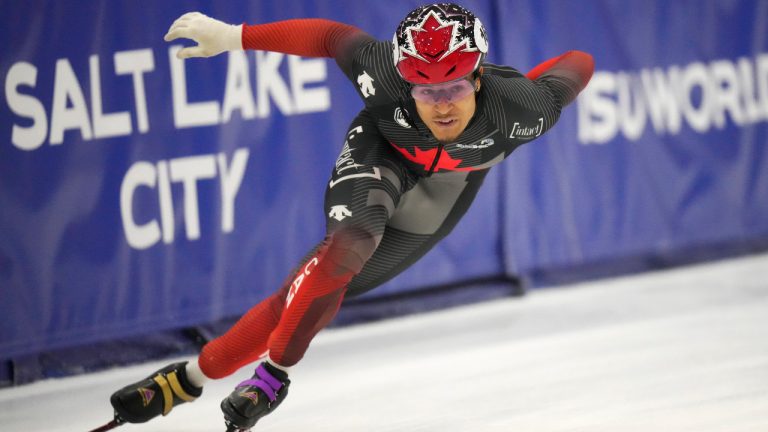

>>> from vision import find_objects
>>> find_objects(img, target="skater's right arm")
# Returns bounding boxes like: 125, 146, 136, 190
164, 12, 375, 75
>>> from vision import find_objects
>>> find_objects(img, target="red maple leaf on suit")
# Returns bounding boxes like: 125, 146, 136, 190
390, 142, 472, 172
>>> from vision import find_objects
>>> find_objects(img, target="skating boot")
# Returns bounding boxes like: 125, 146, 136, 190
110, 361, 202, 423
221, 362, 290, 431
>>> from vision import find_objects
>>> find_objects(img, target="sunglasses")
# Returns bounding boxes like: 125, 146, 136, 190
410, 77, 476, 104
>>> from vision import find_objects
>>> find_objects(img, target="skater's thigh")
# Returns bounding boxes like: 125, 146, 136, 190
323, 109, 417, 240
345, 169, 489, 297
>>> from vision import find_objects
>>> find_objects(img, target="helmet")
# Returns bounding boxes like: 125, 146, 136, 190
393, 3, 488, 85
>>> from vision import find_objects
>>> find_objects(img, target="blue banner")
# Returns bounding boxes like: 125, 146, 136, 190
2, 0, 767, 359
499, 1, 768, 278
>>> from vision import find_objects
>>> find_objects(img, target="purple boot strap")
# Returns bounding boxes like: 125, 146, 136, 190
236, 364, 284, 402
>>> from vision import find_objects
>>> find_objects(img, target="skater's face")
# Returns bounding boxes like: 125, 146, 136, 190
413, 76, 480, 143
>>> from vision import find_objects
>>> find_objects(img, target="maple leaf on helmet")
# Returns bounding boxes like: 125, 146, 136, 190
393, 3, 488, 85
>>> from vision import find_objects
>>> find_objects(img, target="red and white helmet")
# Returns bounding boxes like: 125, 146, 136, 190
393, 3, 488, 85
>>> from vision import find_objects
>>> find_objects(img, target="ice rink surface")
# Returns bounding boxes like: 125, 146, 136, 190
1, 253, 767, 432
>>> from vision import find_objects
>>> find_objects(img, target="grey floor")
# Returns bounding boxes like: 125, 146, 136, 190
1, 253, 767, 432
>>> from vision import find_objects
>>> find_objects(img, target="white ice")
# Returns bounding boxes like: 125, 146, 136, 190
1, 253, 767, 432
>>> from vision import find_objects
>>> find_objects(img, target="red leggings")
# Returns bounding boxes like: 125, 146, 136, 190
198, 228, 376, 377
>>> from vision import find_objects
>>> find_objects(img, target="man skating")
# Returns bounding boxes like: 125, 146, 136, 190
108, 3, 594, 430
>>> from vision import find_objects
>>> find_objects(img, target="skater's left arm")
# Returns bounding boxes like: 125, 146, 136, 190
525, 50, 595, 108
484, 51, 594, 145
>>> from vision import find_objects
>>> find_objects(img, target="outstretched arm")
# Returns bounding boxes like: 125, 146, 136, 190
164, 12, 373, 62
241, 19, 371, 59
525, 50, 594, 107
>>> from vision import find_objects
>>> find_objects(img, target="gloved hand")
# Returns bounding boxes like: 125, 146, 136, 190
164, 12, 242, 59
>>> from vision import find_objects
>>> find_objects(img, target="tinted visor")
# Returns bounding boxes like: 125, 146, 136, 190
410, 78, 475, 103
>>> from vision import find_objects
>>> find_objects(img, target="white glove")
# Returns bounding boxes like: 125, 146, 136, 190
164, 12, 242, 59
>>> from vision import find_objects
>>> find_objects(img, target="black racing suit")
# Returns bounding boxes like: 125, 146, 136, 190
331, 39, 589, 297
198, 22, 594, 376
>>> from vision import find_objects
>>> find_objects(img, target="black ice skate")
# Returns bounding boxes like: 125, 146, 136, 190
221, 362, 290, 431
110, 361, 202, 423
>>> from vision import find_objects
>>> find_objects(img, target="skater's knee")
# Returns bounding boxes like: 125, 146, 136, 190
325, 226, 380, 274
